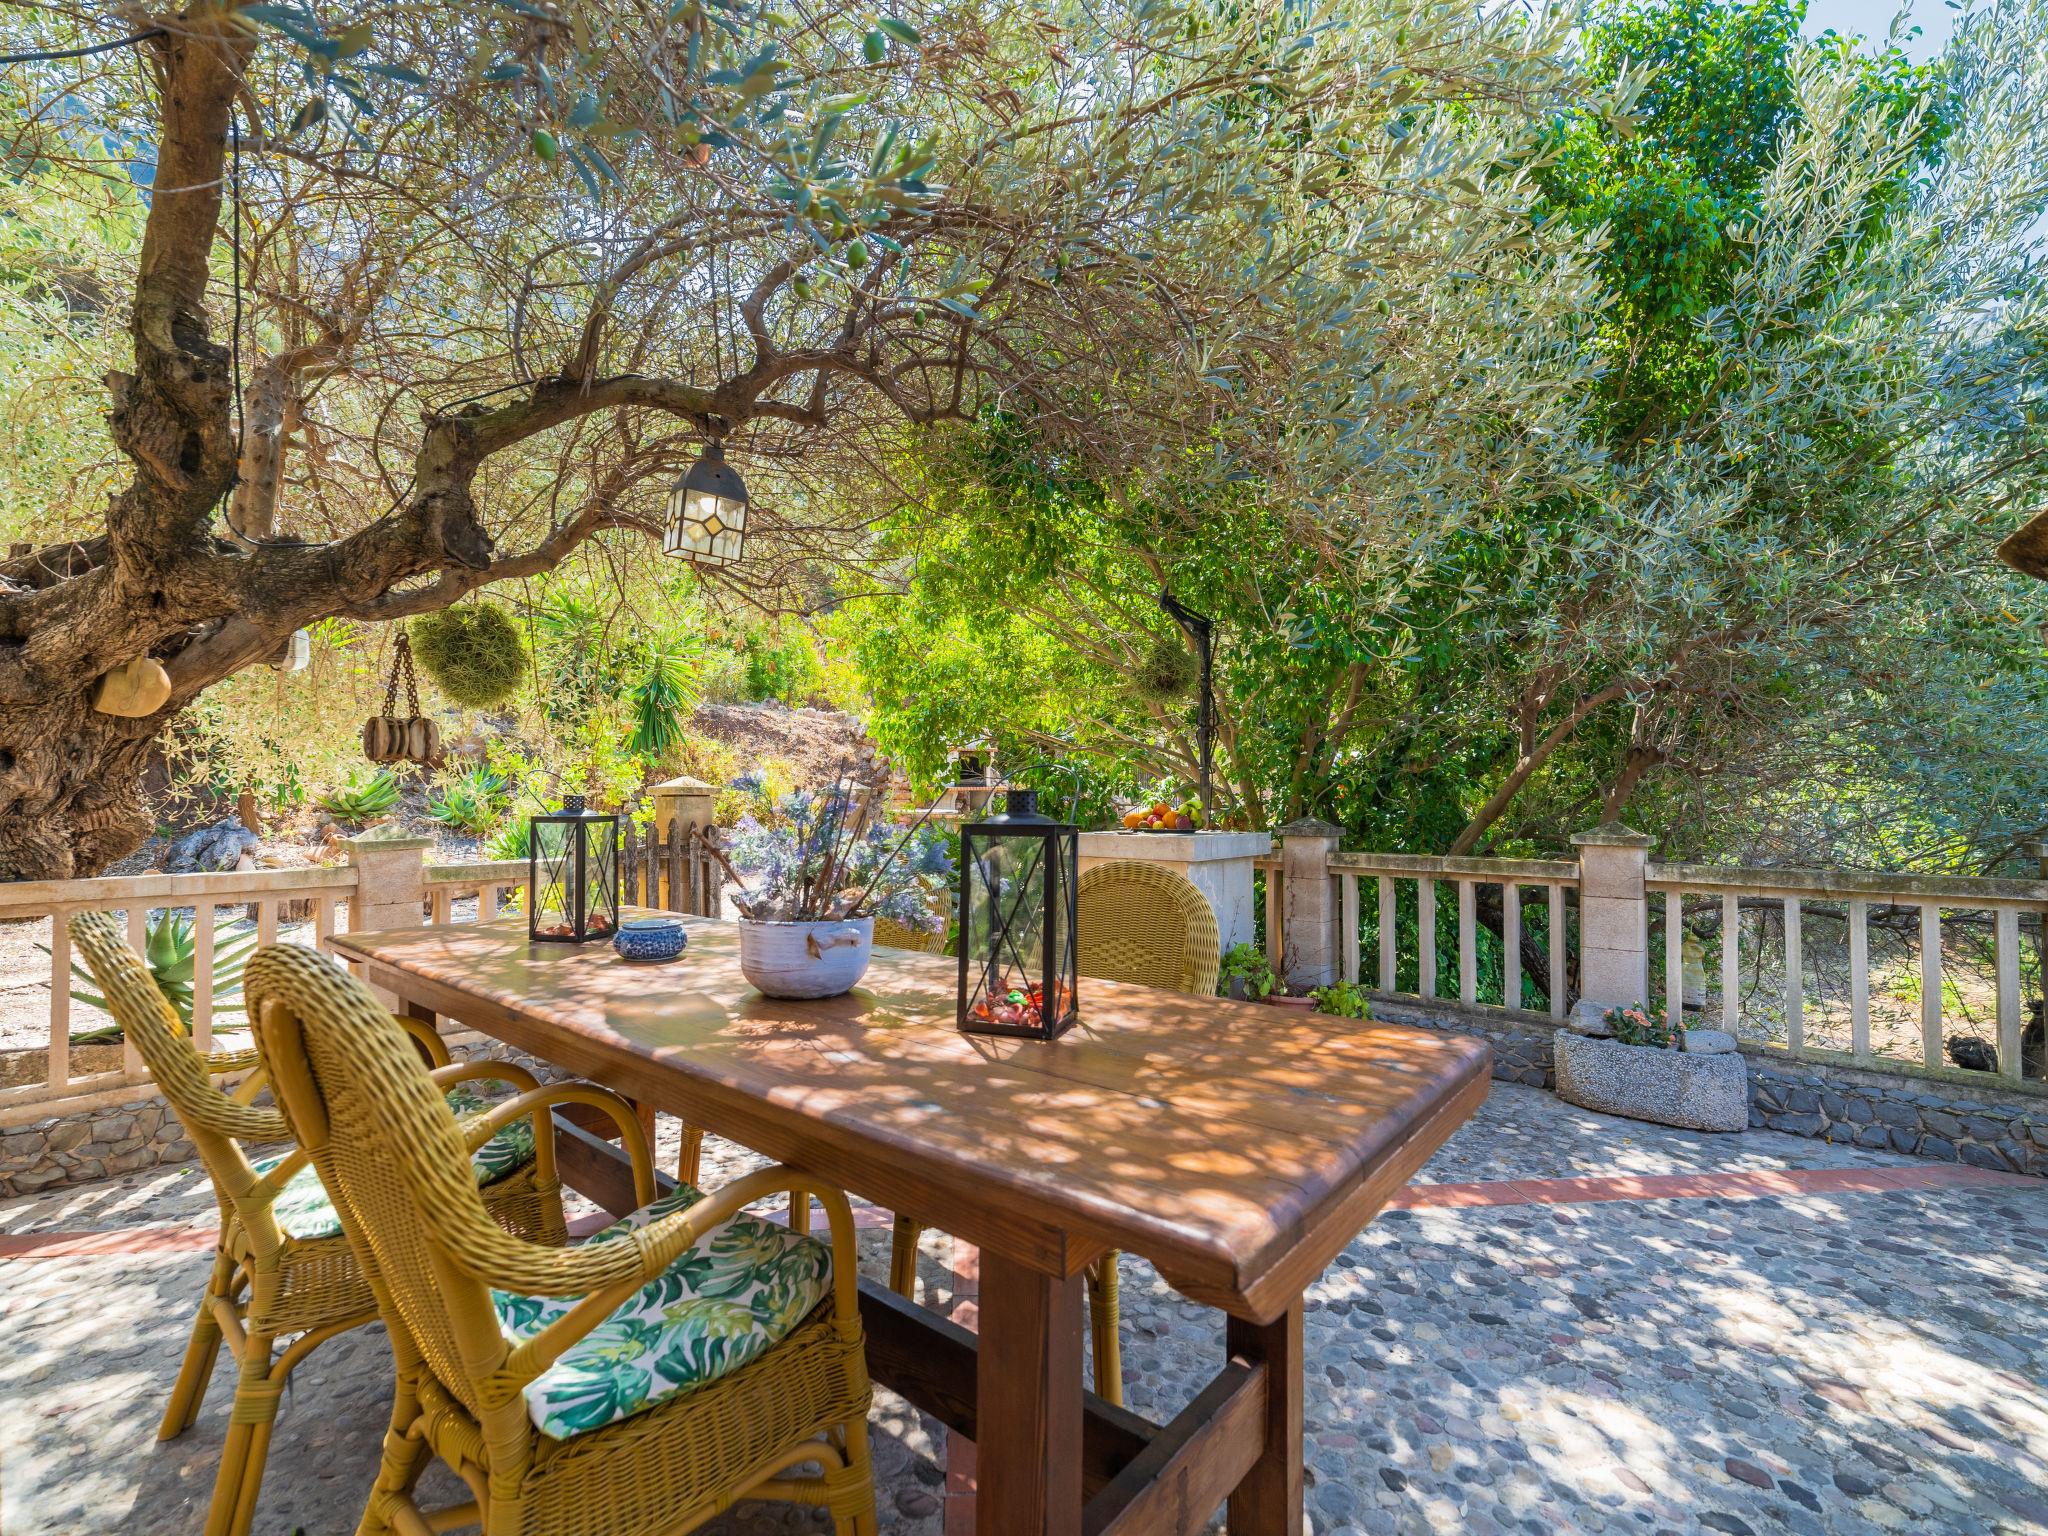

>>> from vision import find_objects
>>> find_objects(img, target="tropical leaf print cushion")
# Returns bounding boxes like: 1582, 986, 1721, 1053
491, 1185, 833, 1439
256, 1091, 537, 1242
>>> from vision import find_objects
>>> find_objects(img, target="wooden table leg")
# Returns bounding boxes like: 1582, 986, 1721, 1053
977, 1254, 1085, 1536
1226, 1301, 1303, 1535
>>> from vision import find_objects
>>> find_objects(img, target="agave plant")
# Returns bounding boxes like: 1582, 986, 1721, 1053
315, 769, 401, 825
428, 766, 509, 834
44, 910, 259, 1043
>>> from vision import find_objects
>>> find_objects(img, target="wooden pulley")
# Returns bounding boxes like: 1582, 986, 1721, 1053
362, 633, 440, 766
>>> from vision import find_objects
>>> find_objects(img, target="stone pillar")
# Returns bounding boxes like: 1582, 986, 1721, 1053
344, 832, 432, 934
1076, 830, 1272, 954
1570, 823, 1651, 1031
1276, 818, 1341, 991
651, 775, 717, 841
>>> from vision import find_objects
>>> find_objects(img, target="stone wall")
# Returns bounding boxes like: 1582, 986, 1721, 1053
0, 1095, 194, 1196
1365, 996, 1556, 1088
1747, 1057, 2047, 1177
1364, 993, 2047, 1177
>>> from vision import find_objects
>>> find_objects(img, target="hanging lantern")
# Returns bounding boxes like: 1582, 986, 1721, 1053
945, 740, 999, 817
957, 787, 1079, 1041
528, 795, 620, 943
663, 439, 748, 568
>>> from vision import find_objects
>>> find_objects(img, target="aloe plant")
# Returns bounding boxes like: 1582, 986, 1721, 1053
315, 769, 401, 825
43, 910, 259, 1043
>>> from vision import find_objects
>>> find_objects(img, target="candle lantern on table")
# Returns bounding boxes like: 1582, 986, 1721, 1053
957, 787, 1078, 1040
528, 795, 620, 943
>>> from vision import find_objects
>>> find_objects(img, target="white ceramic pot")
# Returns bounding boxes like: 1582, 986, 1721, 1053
738, 917, 874, 1000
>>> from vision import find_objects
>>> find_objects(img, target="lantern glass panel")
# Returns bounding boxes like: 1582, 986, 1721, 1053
664, 486, 747, 567
957, 790, 1078, 1040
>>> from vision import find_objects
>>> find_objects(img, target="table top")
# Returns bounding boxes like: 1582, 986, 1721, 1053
330, 917, 1489, 1321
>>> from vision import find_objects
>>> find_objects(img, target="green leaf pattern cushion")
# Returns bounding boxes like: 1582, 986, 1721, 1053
491, 1185, 833, 1440
256, 1091, 537, 1242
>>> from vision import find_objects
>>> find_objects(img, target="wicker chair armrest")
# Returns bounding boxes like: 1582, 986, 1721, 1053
427, 1059, 544, 1106
487, 1164, 860, 1393
441, 1078, 653, 1212
201, 1045, 262, 1075
396, 1013, 452, 1068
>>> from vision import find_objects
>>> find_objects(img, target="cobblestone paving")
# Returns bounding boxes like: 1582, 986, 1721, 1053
2, 1083, 2043, 1536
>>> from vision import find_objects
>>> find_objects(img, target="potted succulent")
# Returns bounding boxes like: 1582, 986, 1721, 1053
718, 777, 952, 999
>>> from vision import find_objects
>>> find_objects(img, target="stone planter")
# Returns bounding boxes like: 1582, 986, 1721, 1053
738, 917, 873, 1000
1553, 1029, 1748, 1133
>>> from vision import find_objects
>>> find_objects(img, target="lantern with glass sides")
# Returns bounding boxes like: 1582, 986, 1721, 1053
956, 788, 1078, 1040
528, 795, 620, 943
663, 439, 748, 568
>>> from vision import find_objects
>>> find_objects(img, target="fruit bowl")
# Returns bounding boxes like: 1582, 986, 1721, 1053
1119, 802, 1202, 834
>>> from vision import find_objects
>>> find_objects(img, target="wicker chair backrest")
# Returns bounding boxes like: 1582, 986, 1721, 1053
68, 911, 285, 1238
1075, 860, 1221, 998
243, 943, 506, 1415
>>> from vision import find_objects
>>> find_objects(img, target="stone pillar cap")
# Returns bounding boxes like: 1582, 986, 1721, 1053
1274, 817, 1341, 838
651, 775, 715, 792
1570, 822, 1652, 848
342, 830, 433, 852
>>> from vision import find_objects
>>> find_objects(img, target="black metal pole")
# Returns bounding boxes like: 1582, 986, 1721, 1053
1158, 589, 1216, 825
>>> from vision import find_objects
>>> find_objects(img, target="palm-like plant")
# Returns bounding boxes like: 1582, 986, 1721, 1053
627, 639, 706, 757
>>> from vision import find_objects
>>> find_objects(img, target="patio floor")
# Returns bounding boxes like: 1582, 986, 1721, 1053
2, 1081, 2043, 1536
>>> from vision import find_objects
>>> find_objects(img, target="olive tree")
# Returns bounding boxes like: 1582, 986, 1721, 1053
0, 0, 1583, 876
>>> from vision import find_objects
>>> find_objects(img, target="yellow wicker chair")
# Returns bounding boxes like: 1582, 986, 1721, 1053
67, 911, 565, 1536
243, 942, 878, 1536
886, 860, 1221, 1406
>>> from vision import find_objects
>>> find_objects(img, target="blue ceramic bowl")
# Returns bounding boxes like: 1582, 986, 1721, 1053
613, 917, 688, 963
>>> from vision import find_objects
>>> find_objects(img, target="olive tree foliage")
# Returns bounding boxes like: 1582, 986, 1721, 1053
1437, 0, 2048, 856
0, 0, 1600, 878
840, 0, 2048, 869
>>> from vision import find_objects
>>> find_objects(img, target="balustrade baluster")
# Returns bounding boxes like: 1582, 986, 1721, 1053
1919, 905, 1941, 1069
1784, 899, 1803, 1051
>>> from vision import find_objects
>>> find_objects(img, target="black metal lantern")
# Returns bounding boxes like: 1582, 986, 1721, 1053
528, 795, 620, 943
957, 788, 1078, 1040
663, 439, 748, 568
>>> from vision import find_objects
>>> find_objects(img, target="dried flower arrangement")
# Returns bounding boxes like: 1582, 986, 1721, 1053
713, 767, 952, 932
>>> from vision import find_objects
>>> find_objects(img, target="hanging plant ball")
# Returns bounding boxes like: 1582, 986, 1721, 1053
1132, 631, 1196, 704
409, 605, 528, 709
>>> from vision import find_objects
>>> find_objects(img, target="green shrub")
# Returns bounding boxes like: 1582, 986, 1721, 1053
743, 630, 823, 704
486, 818, 532, 862
410, 605, 528, 709
1311, 978, 1372, 1019
316, 769, 401, 825
1218, 942, 1276, 1001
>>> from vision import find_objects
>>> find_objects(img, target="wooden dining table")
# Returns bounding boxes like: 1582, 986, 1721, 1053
328, 915, 1490, 1536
